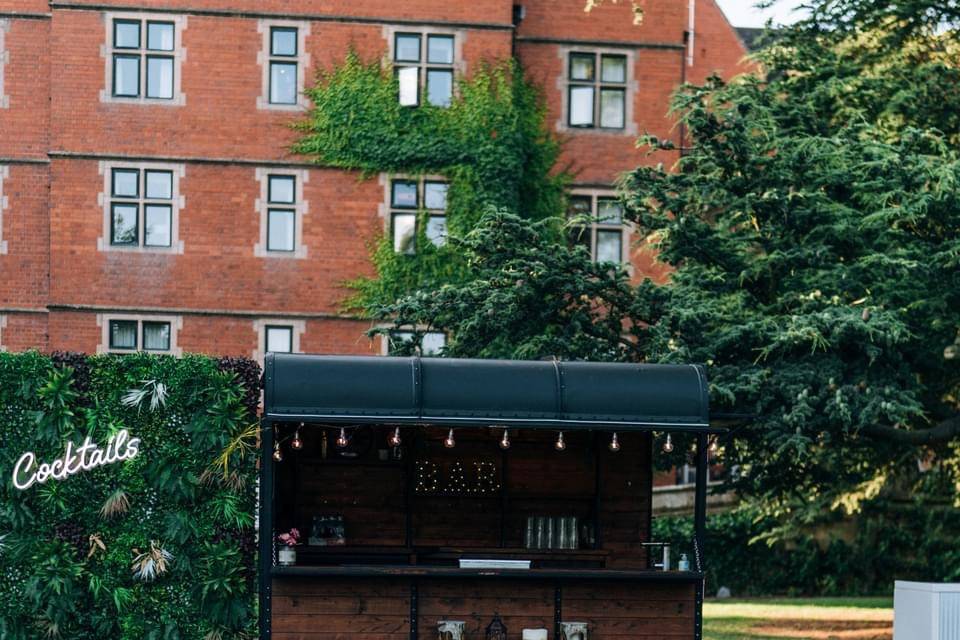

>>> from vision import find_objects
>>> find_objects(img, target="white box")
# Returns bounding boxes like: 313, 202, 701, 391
894, 581, 960, 640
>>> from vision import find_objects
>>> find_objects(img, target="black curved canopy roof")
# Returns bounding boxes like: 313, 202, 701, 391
263, 354, 713, 432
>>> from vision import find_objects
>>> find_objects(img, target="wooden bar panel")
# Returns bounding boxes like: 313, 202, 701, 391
271, 577, 698, 639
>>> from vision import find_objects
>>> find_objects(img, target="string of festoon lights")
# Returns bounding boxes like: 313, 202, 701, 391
269, 423, 715, 460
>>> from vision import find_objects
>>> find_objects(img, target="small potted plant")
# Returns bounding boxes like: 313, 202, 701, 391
276, 528, 301, 566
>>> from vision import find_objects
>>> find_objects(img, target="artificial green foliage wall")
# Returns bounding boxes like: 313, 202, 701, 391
293, 52, 568, 311
0, 352, 260, 640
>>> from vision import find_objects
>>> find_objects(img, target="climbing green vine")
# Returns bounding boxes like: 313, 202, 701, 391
293, 52, 568, 311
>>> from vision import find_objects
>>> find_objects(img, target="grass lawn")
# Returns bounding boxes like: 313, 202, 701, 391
704, 598, 894, 640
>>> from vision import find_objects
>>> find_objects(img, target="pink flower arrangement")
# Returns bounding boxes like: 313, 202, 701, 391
276, 528, 301, 547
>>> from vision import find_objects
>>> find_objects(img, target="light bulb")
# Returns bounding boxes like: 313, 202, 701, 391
444, 429, 456, 448
709, 437, 719, 453
291, 424, 303, 451
389, 427, 402, 447
272, 443, 283, 462
555, 431, 566, 451
662, 434, 674, 454
336, 428, 349, 448
499, 429, 511, 450
609, 432, 621, 452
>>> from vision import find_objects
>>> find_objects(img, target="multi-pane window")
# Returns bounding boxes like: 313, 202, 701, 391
390, 179, 449, 254
568, 194, 625, 264
110, 168, 174, 248
394, 32, 455, 107
268, 27, 298, 105
389, 330, 446, 356
265, 325, 294, 353
111, 19, 176, 100
108, 319, 172, 352
267, 174, 296, 252
567, 52, 628, 129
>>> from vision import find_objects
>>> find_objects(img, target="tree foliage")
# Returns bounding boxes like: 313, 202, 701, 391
368, 2, 960, 523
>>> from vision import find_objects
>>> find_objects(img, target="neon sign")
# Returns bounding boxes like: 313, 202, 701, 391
12, 429, 141, 491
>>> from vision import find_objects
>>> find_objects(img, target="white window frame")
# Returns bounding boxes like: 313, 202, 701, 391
252, 318, 305, 364
380, 173, 449, 255
0, 314, 6, 352
0, 19, 10, 109
257, 19, 310, 111
98, 161, 185, 253
568, 189, 632, 270
556, 46, 637, 136
384, 25, 465, 107
100, 12, 187, 106
254, 168, 309, 259
97, 313, 182, 356
0, 164, 8, 255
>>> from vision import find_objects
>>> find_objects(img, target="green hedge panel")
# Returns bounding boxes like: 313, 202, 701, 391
0, 352, 260, 640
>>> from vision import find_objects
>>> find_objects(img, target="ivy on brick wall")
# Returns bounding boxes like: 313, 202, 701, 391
0, 352, 260, 640
292, 52, 568, 313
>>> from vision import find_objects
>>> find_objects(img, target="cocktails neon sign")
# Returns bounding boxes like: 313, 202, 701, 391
11, 429, 141, 491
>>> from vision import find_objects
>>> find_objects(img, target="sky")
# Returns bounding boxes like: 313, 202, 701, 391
715, 0, 809, 28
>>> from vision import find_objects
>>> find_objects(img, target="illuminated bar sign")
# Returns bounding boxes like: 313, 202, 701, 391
11, 429, 141, 491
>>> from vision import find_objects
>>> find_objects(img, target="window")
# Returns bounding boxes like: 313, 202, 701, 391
267, 175, 296, 252
0, 165, 7, 255
0, 19, 9, 109
568, 194, 626, 264
259, 20, 309, 110
389, 330, 446, 356
253, 318, 305, 362
393, 31, 457, 107
269, 27, 297, 104
100, 162, 183, 253
105, 16, 184, 104
389, 178, 449, 254
256, 169, 309, 258
108, 167, 174, 248
560, 48, 635, 134
100, 315, 181, 355
265, 325, 293, 353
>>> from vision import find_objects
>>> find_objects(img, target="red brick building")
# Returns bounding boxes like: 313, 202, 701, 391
0, 0, 747, 360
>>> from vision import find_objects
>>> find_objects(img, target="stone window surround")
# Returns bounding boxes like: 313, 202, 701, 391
382, 25, 467, 100
96, 313, 183, 356
555, 45, 638, 136
97, 160, 186, 254
569, 187, 634, 274
254, 167, 310, 259
256, 19, 311, 111
100, 12, 188, 106
252, 318, 306, 364
0, 19, 9, 109
0, 314, 6, 352
0, 164, 8, 255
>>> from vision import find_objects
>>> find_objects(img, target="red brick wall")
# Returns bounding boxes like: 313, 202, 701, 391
690, 0, 751, 84
0, 163, 50, 309
1, 2, 747, 356
2, 312, 47, 351
0, 17, 49, 159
